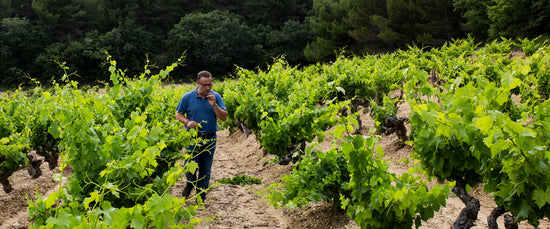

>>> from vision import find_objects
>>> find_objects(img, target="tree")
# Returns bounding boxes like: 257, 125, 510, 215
167, 10, 262, 78
0, 0, 36, 20
0, 0, 13, 18
95, 20, 156, 77
32, 0, 89, 40
371, 0, 413, 48
79, 0, 102, 31
488, 0, 550, 39
35, 20, 156, 84
411, 0, 463, 46
527, 0, 550, 36
0, 17, 49, 86
146, 0, 194, 33
372, 0, 462, 48
242, 0, 313, 28
34, 39, 105, 84
96, 0, 139, 30
454, 0, 550, 40
347, 0, 387, 50
453, 0, 492, 41
305, 0, 355, 62
261, 19, 315, 65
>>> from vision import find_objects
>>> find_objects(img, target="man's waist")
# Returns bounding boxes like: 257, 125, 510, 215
197, 132, 216, 139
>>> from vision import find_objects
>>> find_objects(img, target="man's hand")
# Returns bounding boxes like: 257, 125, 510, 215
176, 111, 199, 129
207, 93, 216, 107
205, 93, 228, 121
186, 120, 198, 129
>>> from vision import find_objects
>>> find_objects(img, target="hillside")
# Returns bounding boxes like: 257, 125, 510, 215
2, 99, 548, 228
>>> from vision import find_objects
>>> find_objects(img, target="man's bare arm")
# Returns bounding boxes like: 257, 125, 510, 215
213, 104, 228, 121
175, 111, 189, 125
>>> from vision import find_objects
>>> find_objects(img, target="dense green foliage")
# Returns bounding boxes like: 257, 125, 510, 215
1, 37, 549, 227
404, 37, 550, 226
0, 59, 207, 227
0, 0, 315, 86
267, 119, 452, 229
0, 18, 50, 85
370, 94, 399, 133
218, 60, 346, 162
1, 0, 549, 87
0, 90, 33, 175
167, 10, 262, 76
218, 54, 405, 162
258, 37, 549, 227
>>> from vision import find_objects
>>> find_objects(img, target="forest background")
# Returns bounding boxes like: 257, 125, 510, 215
1, 0, 549, 87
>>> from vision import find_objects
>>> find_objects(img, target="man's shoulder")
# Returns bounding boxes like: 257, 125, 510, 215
182, 89, 198, 98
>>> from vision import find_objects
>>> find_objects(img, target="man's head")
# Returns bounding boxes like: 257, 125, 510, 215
196, 70, 213, 96
197, 70, 212, 82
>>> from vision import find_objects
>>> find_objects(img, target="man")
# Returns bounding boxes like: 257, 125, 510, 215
175, 70, 227, 202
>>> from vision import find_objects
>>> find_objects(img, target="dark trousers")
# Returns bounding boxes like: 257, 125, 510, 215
184, 136, 216, 201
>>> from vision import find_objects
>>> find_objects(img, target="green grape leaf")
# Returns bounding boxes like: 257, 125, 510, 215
533, 188, 550, 208
476, 115, 493, 134
516, 200, 532, 220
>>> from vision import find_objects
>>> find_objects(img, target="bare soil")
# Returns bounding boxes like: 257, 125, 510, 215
1, 101, 549, 228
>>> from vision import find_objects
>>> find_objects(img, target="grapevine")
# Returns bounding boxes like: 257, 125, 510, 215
0, 37, 548, 228
266, 115, 452, 228
23, 57, 205, 228
405, 37, 550, 227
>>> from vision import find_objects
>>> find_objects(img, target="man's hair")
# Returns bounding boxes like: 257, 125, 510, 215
197, 70, 212, 81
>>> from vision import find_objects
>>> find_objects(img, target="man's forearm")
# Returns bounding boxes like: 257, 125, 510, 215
213, 105, 228, 121
175, 112, 189, 125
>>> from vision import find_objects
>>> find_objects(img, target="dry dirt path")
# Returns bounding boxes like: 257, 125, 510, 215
168, 129, 359, 228
171, 129, 293, 228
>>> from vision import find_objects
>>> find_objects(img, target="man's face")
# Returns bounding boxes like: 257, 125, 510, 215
197, 77, 213, 96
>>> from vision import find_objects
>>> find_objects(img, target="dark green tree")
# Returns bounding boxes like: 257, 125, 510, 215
242, 0, 313, 28
35, 19, 156, 84
32, 0, 89, 40
412, 0, 462, 46
348, 0, 387, 50
167, 10, 262, 78
96, 0, 142, 31
167, 0, 313, 30
146, 0, 193, 33
453, 0, 492, 41
1, 0, 35, 19
0, 17, 49, 86
34, 39, 106, 84
95, 20, 156, 76
371, 0, 413, 48
79, 0, 101, 31
0, 0, 13, 18
488, 0, 550, 39
305, 0, 355, 62
528, 0, 550, 36
373, 0, 462, 48
261, 19, 315, 65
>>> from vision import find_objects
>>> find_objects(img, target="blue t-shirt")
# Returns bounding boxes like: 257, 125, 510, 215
176, 88, 226, 134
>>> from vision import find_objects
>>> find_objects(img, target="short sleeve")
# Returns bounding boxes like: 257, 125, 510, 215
176, 94, 188, 114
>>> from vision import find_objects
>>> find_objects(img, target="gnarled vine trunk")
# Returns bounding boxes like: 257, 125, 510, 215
0, 172, 13, 193
488, 206, 518, 229
451, 177, 480, 229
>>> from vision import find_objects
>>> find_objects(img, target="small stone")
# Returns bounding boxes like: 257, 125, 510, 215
13, 222, 20, 228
